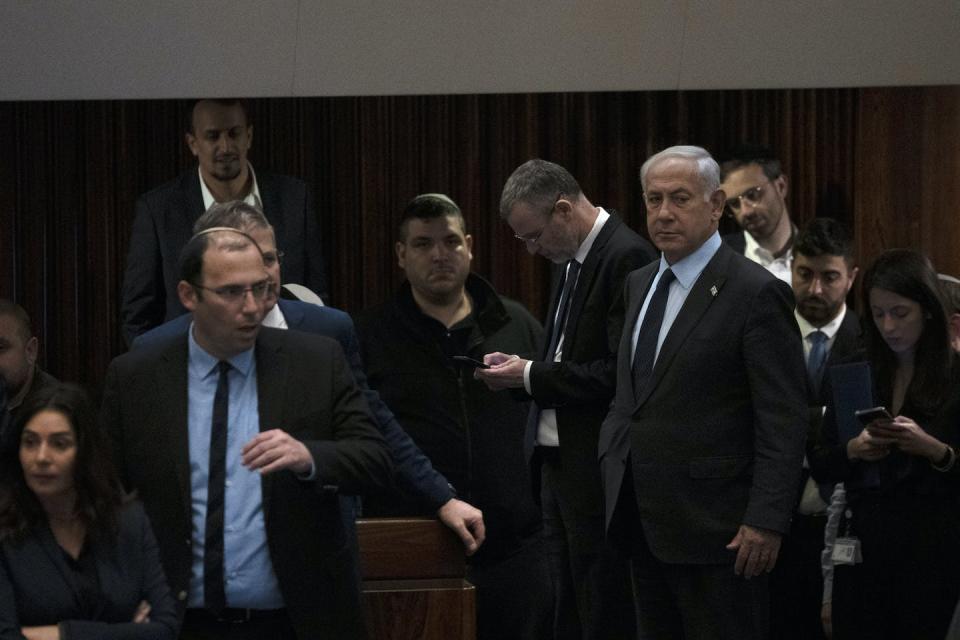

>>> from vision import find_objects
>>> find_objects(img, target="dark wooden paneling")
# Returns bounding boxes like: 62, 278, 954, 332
5, 87, 958, 391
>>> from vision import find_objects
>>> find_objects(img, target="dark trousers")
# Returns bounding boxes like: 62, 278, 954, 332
180, 608, 298, 640
540, 454, 635, 640
612, 469, 768, 640
468, 532, 553, 640
769, 512, 828, 639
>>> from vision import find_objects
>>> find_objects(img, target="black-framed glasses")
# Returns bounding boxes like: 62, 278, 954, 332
191, 279, 275, 303
725, 182, 768, 212
513, 194, 563, 244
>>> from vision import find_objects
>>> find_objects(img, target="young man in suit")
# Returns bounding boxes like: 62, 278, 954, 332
477, 159, 656, 640
133, 201, 486, 555
120, 98, 328, 345
719, 145, 796, 285
773, 217, 862, 639
598, 145, 808, 639
102, 228, 392, 639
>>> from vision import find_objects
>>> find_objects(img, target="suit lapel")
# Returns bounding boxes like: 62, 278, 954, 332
634, 246, 731, 410
154, 339, 192, 521
184, 170, 206, 217
278, 299, 305, 330
255, 330, 288, 516
37, 524, 85, 608
562, 215, 620, 354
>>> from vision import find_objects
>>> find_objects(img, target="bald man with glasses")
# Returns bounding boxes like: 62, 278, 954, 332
719, 144, 797, 285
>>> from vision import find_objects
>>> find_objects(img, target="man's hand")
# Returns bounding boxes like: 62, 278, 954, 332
21, 627, 60, 640
132, 600, 152, 624
475, 352, 528, 391
438, 498, 486, 556
242, 429, 313, 475
847, 427, 895, 462
821, 601, 833, 638
726, 524, 781, 578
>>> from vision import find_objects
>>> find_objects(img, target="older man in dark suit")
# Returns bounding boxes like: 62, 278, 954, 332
120, 98, 328, 345
478, 159, 655, 640
598, 145, 808, 639
102, 228, 391, 639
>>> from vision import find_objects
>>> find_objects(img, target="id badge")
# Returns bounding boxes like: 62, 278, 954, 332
831, 537, 862, 565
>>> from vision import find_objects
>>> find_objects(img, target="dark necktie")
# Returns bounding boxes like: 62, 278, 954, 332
807, 330, 828, 395
632, 269, 675, 399
545, 260, 581, 359
204, 360, 230, 613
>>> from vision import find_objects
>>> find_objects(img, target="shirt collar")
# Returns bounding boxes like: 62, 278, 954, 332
262, 303, 287, 329
187, 321, 255, 379
657, 230, 722, 290
795, 304, 847, 340
573, 207, 610, 264
742, 227, 795, 265
198, 163, 263, 212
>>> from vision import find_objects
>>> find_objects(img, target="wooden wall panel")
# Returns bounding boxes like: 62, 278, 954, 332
3, 87, 956, 392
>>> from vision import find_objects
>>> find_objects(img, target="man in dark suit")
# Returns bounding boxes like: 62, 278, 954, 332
598, 145, 808, 639
120, 98, 328, 345
719, 145, 796, 285
102, 227, 391, 639
133, 201, 486, 554
477, 159, 655, 639
778, 217, 862, 639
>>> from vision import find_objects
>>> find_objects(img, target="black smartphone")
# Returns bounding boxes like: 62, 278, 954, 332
452, 355, 490, 369
855, 406, 893, 425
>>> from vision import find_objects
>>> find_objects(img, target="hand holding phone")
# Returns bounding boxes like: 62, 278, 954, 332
452, 355, 491, 369
855, 406, 893, 426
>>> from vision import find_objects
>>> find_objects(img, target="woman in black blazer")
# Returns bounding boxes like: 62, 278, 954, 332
812, 249, 960, 639
0, 384, 177, 640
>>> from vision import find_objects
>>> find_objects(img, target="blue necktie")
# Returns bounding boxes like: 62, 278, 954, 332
632, 269, 675, 399
204, 361, 230, 613
807, 330, 828, 396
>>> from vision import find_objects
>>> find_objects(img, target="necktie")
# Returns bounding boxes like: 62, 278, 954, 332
204, 360, 230, 613
632, 269, 675, 399
807, 330, 828, 395
545, 260, 581, 359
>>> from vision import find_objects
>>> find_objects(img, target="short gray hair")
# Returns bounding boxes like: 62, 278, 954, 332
640, 145, 720, 197
499, 159, 583, 219
193, 201, 271, 235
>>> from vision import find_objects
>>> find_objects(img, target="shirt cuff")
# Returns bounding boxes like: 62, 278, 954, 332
523, 360, 533, 394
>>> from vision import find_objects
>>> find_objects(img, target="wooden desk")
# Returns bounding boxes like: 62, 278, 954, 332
358, 518, 476, 640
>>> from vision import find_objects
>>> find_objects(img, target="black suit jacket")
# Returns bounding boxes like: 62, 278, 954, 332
120, 169, 328, 345
526, 212, 655, 517
100, 328, 392, 639
598, 242, 809, 564
0, 502, 178, 639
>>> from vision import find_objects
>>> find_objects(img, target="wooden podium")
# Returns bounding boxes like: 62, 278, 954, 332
358, 518, 476, 640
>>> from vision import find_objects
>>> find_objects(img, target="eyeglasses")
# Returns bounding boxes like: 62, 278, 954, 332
513, 195, 563, 244
725, 183, 768, 212
191, 279, 275, 303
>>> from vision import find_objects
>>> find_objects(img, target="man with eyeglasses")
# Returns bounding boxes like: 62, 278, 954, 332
133, 201, 488, 559
477, 159, 655, 640
102, 226, 392, 639
719, 144, 797, 284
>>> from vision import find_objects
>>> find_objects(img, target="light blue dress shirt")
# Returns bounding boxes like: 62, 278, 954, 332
630, 231, 722, 366
186, 327, 284, 609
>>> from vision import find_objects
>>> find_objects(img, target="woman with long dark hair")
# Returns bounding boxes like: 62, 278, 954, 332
812, 249, 960, 639
0, 383, 177, 639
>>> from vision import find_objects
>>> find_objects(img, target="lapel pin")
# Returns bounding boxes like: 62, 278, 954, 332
710, 285, 718, 297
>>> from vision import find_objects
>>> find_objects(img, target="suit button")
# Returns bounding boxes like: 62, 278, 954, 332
177, 590, 187, 601
185, 538, 191, 546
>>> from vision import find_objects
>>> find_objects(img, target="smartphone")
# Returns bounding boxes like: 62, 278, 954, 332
855, 406, 893, 425
452, 355, 490, 369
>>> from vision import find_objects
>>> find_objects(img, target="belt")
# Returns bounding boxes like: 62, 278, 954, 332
184, 607, 288, 625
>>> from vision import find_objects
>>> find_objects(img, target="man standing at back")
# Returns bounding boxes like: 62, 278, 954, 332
599, 145, 808, 639
720, 145, 796, 284
0, 300, 58, 425
121, 98, 327, 345
103, 228, 390, 638
478, 159, 655, 639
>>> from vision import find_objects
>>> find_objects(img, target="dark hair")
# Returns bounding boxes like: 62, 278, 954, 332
177, 227, 262, 288
499, 159, 583, 219
0, 383, 125, 542
0, 299, 33, 343
718, 143, 783, 182
793, 218, 854, 263
397, 193, 465, 241
185, 98, 250, 134
861, 249, 952, 412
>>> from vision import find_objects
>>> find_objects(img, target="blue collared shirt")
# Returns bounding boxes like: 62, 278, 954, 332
186, 326, 284, 609
630, 231, 722, 365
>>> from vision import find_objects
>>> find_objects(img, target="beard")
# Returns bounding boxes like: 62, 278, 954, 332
797, 296, 840, 325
